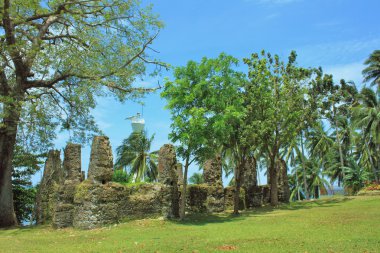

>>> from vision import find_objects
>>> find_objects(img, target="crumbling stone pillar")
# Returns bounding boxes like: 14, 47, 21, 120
203, 155, 223, 187
203, 155, 224, 212
241, 156, 258, 208
53, 144, 82, 228
278, 159, 290, 203
158, 144, 179, 218
35, 150, 63, 224
64, 143, 82, 182
88, 136, 113, 184
71, 137, 120, 229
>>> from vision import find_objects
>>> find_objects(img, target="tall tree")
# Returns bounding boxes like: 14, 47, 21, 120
114, 131, 158, 182
243, 50, 310, 206
12, 146, 44, 224
162, 53, 246, 218
352, 87, 380, 182
0, 0, 163, 227
363, 50, 380, 88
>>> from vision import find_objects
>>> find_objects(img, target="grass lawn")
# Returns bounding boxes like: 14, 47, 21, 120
1, 196, 379, 253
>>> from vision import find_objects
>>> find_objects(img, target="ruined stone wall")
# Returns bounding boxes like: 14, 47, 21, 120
241, 156, 258, 208
35, 150, 63, 224
53, 144, 82, 228
224, 186, 246, 210
40, 137, 290, 230
72, 181, 174, 229
203, 155, 223, 187
158, 144, 179, 218
278, 159, 290, 203
202, 155, 224, 212
186, 184, 226, 213
55, 141, 180, 229
88, 136, 113, 184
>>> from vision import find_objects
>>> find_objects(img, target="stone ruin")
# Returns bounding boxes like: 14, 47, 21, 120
35, 137, 181, 229
35, 136, 290, 229
187, 155, 225, 213
35, 150, 63, 224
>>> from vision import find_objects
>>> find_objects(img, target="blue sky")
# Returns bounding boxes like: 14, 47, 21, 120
34, 0, 380, 185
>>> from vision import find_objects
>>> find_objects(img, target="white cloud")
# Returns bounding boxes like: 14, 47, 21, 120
324, 61, 364, 85
296, 38, 380, 66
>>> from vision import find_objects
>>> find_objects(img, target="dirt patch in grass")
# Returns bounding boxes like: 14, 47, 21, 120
217, 245, 238, 251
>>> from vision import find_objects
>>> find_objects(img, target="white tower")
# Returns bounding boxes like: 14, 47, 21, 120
126, 113, 145, 132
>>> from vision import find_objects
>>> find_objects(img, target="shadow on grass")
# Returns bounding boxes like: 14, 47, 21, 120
0, 224, 52, 235
171, 196, 354, 226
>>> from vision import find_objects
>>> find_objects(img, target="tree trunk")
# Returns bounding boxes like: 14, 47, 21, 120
294, 166, 301, 201
365, 140, 378, 183
300, 131, 310, 200
0, 100, 22, 227
269, 155, 278, 206
233, 161, 243, 215
377, 144, 380, 183
333, 107, 345, 181
179, 157, 189, 220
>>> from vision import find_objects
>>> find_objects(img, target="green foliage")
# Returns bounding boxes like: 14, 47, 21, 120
343, 158, 370, 194
243, 50, 310, 155
112, 170, 132, 184
188, 173, 204, 185
162, 53, 247, 216
363, 50, 380, 88
1, 0, 165, 153
162, 53, 245, 163
114, 131, 158, 182
12, 146, 45, 223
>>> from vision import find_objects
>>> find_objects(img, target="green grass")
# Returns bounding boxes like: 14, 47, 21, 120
1, 196, 380, 253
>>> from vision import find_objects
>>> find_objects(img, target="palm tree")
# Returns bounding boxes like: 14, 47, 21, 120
114, 131, 158, 182
288, 167, 305, 201
307, 122, 334, 160
284, 137, 309, 200
363, 50, 380, 88
188, 172, 204, 184
343, 157, 370, 194
304, 157, 330, 198
352, 87, 380, 182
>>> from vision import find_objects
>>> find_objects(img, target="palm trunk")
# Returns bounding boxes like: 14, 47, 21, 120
300, 131, 309, 200
377, 144, 380, 183
365, 140, 378, 183
333, 106, 345, 180
295, 166, 301, 201
179, 156, 189, 220
0, 99, 22, 227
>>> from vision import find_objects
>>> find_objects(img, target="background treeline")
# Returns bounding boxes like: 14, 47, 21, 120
161, 49, 380, 217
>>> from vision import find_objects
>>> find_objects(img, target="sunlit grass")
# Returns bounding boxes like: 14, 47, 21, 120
1, 196, 379, 252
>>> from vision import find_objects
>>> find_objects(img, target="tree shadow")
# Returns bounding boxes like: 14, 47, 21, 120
171, 196, 354, 226
0, 224, 51, 234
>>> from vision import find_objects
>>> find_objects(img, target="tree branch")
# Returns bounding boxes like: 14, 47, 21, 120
2, 0, 26, 79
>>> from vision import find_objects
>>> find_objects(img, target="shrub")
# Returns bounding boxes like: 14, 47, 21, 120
112, 170, 131, 183
362, 183, 380, 191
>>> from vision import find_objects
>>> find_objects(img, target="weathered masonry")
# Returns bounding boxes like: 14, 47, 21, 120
35, 136, 290, 229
